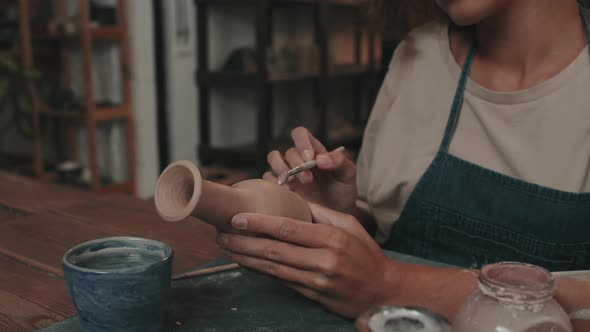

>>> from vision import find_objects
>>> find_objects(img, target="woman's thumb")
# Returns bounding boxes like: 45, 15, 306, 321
314, 149, 356, 183
308, 202, 358, 229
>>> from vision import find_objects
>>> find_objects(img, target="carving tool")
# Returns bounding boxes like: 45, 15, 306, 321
173, 263, 240, 281
277, 146, 345, 185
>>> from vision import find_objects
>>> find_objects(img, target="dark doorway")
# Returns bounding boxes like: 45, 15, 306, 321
153, 0, 170, 171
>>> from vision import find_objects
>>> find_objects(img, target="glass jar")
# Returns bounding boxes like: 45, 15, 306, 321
453, 262, 572, 332
356, 305, 451, 332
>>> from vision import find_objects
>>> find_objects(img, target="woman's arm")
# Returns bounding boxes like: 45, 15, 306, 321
351, 205, 377, 236
555, 275, 590, 331
217, 203, 478, 318
217, 204, 590, 330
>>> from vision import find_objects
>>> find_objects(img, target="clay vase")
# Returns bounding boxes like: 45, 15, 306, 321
154, 160, 312, 231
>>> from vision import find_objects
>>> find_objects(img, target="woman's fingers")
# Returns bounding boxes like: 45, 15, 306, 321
315, 149, 356, 184
267, 128, 341, 186
230, 213, 345, 249
308, 202, 353, 226
291, 127, 327, 162
262, 171, 277, 183
282, 281, 356, 318
267, 150, 289, 177
224, 251, 332, 291
283, 281, 324, 302
308, 202, 371, 241
217, 233, 339, 274
285, 148, 313, 184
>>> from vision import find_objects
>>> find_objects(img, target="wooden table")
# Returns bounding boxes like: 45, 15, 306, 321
0, 171, 221, 331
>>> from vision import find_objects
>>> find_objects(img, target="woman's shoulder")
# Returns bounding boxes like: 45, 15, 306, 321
390, 20, 448, 65
371, 19, 455, 138
383, 20, 449, 79
382, 19, 451, 98
406, 20, 448, 43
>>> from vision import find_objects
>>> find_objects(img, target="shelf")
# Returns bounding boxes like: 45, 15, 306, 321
90, 26, 125, 40
329, 64, 372, 77
197, 0, 376, 171
97, 181, 133, 194
275, 0, 367, 6
33, 25, 125, 41
199, 130, 363, 167
21, 0, 136, 194
197, 71, 320, 88
200, 145, 260, 166
38, 103, 130, 122
269, 70, 319, 82
38, 104, 82, 121
0, 48, 20, 57
196, 0, 367, 7
199, 136, 303, 166
197, 71, 258, 88
0, 18, 18, 28
94, 104, 130, 122
198, 65, 372, 88
327, 126, 363, 150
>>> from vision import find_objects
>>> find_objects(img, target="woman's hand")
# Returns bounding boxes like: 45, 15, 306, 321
265, 127, 357, 213
216, 203, 399, 318
556, 276, 590, 331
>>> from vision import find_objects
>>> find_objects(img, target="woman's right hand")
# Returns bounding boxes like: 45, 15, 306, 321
264, 127, 357, 213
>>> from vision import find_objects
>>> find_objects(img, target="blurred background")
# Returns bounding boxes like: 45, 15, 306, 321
0, 0, 403, 198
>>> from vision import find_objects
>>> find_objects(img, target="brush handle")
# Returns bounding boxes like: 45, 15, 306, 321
277, 146, 346, 185
172, 263, 240, 281
287, 160, 317, 176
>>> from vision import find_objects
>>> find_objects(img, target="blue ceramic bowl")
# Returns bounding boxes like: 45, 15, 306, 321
63, 237, 173, 332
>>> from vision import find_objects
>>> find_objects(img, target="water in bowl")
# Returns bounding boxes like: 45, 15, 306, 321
72, 247, 164, 271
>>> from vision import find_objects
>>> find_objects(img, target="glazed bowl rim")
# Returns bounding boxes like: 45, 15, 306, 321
62, 236, 173, 275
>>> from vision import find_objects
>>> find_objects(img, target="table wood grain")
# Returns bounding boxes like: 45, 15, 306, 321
0, 171, 221, 331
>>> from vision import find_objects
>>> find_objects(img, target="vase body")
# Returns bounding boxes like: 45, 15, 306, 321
154, 160, 312, 231
453, 262, 572, 332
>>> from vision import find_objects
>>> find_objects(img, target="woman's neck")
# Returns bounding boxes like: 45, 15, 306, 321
452, 0, 587, 92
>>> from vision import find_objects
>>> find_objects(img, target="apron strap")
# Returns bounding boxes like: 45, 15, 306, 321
438, 40, 477, 153
578, 1, 590, 49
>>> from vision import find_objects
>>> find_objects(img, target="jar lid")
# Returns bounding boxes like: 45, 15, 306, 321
361, 306, 451, 332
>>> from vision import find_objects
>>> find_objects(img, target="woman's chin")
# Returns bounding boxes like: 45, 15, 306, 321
448, 13, 483, 27
438, 0, 511, 27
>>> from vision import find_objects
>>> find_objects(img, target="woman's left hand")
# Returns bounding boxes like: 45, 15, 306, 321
216, 203, 399, 318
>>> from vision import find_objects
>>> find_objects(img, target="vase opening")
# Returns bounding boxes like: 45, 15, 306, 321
154, 161, 202, 222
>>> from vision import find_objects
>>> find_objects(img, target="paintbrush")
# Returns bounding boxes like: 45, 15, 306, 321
277, 146, 345, 185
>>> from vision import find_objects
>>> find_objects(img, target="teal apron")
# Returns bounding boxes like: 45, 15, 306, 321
384, 2, 590, 271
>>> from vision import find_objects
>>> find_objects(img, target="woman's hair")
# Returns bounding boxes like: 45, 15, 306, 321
369, 0, 447, 40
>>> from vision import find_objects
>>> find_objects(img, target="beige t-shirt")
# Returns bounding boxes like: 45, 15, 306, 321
357, 21, 590, 244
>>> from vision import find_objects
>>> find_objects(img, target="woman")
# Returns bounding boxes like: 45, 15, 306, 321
216, 0, 590, 328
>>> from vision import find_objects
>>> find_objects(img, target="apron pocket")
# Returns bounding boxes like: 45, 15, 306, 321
419, 202, 588, 271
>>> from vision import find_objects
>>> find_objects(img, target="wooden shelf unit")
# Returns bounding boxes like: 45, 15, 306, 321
196, 0, 367, 7
199, 128, 363, 167
196, 0, 378, 170
17, 0, 136, 194
197, 64, 372, 87
39, 103, 130, 122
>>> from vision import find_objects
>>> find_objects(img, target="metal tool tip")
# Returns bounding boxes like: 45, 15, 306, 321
277, 173, 288, 186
